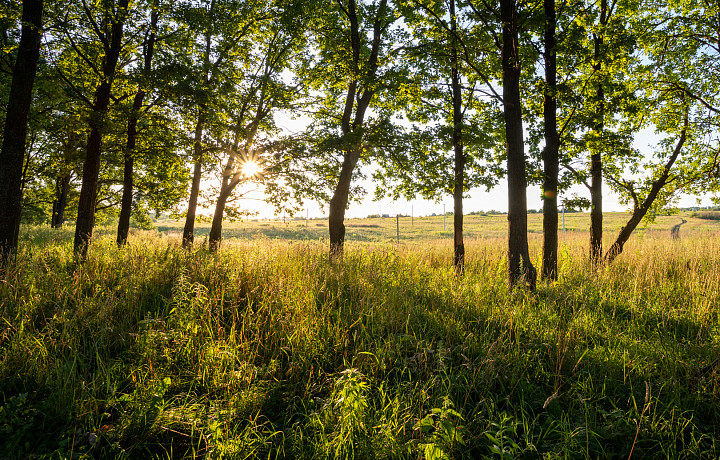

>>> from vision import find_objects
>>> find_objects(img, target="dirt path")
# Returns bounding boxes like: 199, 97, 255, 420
671, 218, 688, 239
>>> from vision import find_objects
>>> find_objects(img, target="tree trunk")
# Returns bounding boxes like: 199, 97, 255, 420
182, 1, 214, 249
605, 124, 687, 263
589, 113, 603, 263
208, 144, 239, 251
450, 0, 465, 274
541, 0, 559, 280
326, 0, 386, 259
328, 149, 360, 258
74, 0, 129, 258
501, 0, 536, 289
0, 0, 43, 262
589, 0, 606, 265
182, 111, 206, 249
116, 110, 138, 246
117, 10, 157, 247
208, 178, 241, 252
208, 188, 230, 252
51, 172, 71, 228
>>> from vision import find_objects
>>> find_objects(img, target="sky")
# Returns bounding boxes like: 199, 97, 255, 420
229, 161, 713, 221
209, 112, 715, 220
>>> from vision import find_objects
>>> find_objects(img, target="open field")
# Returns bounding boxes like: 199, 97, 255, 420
155, 211, 715, 246
2, 212, 720, 458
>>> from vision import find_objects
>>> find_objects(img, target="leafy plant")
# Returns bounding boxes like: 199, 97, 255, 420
416, 397, 465, 460
484, 413, 525, 459
331, 368, 370, 459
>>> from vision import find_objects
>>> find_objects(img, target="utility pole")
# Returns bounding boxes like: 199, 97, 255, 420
443, 204, 446, 231
396, 214, 400, 244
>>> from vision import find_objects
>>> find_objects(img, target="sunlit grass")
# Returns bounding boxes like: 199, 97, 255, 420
1, 215, 719, 458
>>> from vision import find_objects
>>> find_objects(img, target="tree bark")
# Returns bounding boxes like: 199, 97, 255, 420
589, 0, 607, 265
0, 0, 44, 262
51, 172, 71, 228
182, 2, 214, 250
117, 10, 157, 247
501, 0, 536, 289
208, 186, 231, 252
327, 0, 386, 259
182, 111, 206, 249
605, 123, 687, 263
209, 133, 242, 252
541, 0, 559, 280
450, 0, 465, 274
208, 175, 240, 252
74, 0, 129, 258
116, 135, 135, 245
329, 149, 361, 257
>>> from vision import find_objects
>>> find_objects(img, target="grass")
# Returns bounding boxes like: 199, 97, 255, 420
157, 211, 713, 244
1, 212, 719, 458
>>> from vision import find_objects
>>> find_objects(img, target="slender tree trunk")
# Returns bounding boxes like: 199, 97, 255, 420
541, 0, 559, 280
74, 0, 129, 258
51, 173, 71, 228
182, 2, 214, 250
329, 149, 360, 258
605, 124, 687, 263
0, 0, 44, 262
116, 107, 139, 246
450, 0, 465, 274
117, 10, 157, 247
208, 177, 239, 252
501, 0, 536, 289
209, 135, 240, 251
327, 0, 386, 259
74, 109, 107, 257
182, 111, 206, 249
208, 188, 230, 252
589, 0, 606, 265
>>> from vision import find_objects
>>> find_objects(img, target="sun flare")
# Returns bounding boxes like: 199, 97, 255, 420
241, 160, 261, 177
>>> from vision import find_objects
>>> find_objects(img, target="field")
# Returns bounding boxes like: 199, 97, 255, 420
2, 212, 720, 458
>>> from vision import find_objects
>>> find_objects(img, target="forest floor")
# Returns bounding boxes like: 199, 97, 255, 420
2, 212, 720, 458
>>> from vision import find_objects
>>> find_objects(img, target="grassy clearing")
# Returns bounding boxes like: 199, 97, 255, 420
1, 215, 720, 458
157, 211, 717, 244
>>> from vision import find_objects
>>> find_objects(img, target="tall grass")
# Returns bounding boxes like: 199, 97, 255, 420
1, 224, 719, 458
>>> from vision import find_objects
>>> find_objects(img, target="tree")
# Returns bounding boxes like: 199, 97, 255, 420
448, 0, 465, 272
602, 0, 720, 262
499, 0, 536, 288
29, 109, 84, 228
587, 0, 607, 264
540, 0, 559, 280
0, 0, 44, 262
67, 0, 131, 258
207, 5, 305, 251
605, 112, 689, 262
524, 0, 586, 280
117, 7, 159, 246
560, 0, 636, 265
374, 0, 500, 274
175, 0, 262, 249
301, 0, 400, 259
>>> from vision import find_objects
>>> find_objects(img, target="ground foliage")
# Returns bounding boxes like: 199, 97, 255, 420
1, 220, 720, 458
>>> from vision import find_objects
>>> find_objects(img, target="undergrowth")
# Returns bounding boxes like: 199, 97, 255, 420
1, 226, 719, 458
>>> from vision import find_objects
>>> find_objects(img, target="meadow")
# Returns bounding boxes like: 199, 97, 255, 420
1, 212, 720, 458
